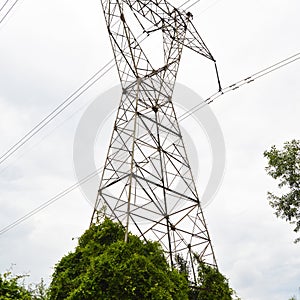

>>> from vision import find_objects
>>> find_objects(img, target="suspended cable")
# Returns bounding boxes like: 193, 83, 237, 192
0, 0, 19, 25
0, 51, 299, 236
197, 0, 223, 15
0, 0, 10, 13
0, 0, 203, 234
0, 0, 199, 167
179, 52, 300, 122
1, 0, 299, 235
0, 167, 102, 236
0, 63, 114, 166
184, 0, 201, 11
179, 0, 197, 9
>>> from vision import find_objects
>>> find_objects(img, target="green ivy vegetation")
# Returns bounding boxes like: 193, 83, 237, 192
189, 261, 238, 300
0, 271, 48, 300
0, 272, 31, 300
1, 218, 240, 299
48, 218, 238, 299
49, 218, 189, 300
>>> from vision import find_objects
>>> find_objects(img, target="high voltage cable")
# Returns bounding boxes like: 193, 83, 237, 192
0, 51, 299, 236
0, 0, 201, 233
0, 167, 102, 235
0, 0, 19, 25
0, 0, 198, 167
185, 0, 201, 11
179, 52, 300, 122
0, 0, 10, 13
1, 0, 299, 235
0, 63, 114, 166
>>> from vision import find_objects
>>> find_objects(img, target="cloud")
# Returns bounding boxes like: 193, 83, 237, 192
0, 1, 300, 299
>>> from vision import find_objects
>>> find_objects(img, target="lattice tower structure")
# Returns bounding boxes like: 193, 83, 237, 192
91, 0, 218, 281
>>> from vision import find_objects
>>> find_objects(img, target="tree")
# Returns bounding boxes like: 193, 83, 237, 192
174, 254, 239, 300
48, 218, 189, 300
0, 271, 48, 300
28, 279, 48, 300
188, 261, 239, 300
48, 218, 240, 299
1, 219, 239, 299
0, 271, 32, 300
264, 140, 300, 243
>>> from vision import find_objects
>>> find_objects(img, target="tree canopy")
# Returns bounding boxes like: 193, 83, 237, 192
49, 218, 189, 300
48, 218, 238, 299
0, 272, 31, 300
1, 218, 239, 299
0, 271, 47, 300
264, 140, 300, 243
191, 261, 237, 300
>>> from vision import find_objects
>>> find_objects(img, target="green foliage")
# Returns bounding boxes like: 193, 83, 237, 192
49, 218, 189, 300
1, 218, 239, 299
264, 140, 300, 243
0, 271, 32, 300
48, 217, 239, 299
189, 262, 239, 300
0, 271, 48, 300
28, 279, 48, 300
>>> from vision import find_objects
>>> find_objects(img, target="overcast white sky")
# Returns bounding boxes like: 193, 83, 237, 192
0, 0, 300, 299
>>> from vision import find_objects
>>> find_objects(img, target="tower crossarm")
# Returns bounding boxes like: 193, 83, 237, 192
101, 0, 154, 85
123, 0, 215, 61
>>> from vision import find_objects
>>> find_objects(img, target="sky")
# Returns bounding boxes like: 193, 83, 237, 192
0, 0, 300, 299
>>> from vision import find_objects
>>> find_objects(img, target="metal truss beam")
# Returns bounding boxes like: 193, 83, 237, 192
91, 0, 218, 282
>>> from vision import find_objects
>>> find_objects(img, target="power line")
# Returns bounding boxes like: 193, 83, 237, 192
0, 0, 202, 234
179, 52, 300, 122
0, 51, 299, 236
185, 0, 201, 11
0, 167, 102, 235
0, 63, 114, 166
0, 0, 10, 13
0, 0, 20, 25
1, 0, 299, 235
0, 0, 199, 167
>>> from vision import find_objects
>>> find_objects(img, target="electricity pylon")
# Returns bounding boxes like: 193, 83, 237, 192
91, 0, 219, 280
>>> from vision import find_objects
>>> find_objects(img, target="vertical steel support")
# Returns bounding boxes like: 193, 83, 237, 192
91, 0, 218, 280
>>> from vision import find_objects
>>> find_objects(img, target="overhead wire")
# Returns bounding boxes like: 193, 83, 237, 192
0, 0, 10, 13
0, 0, 199, 167
179, 52, 300, 122
0, 50, 299, 236
184, 0, 201, 11
179, 0, 193, 8
0, 63, 115, 166
197, 0, 223, 15
0, 0, 20, 25
1, 0, 300, 235
0, 0, 202, 234
0, 167, 102, 235
1, 1, 300, 236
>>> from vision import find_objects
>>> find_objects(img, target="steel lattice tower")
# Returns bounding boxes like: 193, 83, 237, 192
91, 0, 219, 279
